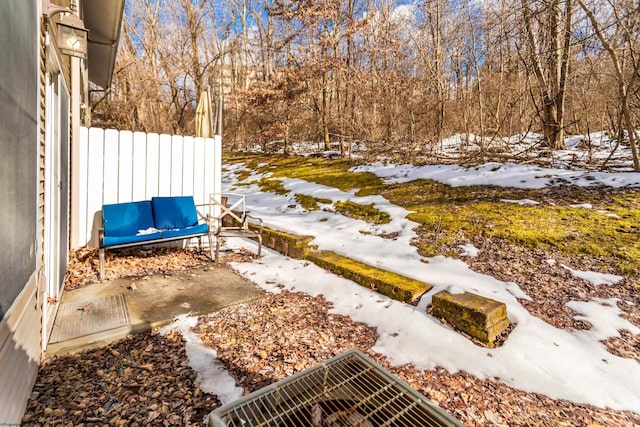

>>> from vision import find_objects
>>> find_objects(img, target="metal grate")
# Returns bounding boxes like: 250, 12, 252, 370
209, 349, 463, 427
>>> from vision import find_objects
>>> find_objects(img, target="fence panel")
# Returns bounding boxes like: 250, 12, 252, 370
132, 131, 147, 201
170, 135, 183, 196
158, 134, 172, 197
145, 133, 160, 199
117, 130, 134, 203
102, 129, 119, 204
72, 127, 221, 248
182, 136, 195, 198
86, 127, 105, 243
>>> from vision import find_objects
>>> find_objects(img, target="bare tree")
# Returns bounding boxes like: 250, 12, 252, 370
97, 0, 638, 166
518, 0, 573, 149
575, 0, 639, 170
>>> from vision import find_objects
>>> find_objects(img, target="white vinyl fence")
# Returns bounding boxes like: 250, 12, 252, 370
71, 127, 221, 248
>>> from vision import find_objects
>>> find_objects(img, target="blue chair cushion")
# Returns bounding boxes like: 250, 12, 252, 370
103, 201, 156, 237
103, 232, 163, 247
160, 222, 209, 239
152, 196, 199, 229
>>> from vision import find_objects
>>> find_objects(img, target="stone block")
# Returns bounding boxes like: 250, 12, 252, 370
258, 227, 315, 259
222, 213, 315, 259
431, 291, 510, 347
306, 251, 432, 303
246, 225, 433, 303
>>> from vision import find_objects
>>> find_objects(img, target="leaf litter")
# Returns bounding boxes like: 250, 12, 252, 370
25, 179, 640, 427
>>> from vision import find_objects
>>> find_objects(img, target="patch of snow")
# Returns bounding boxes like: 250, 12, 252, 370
352, 162, 640, 189
203, 148, 640, 414
566, 298, 640, 341
226, 242, 640, 413
500, 199, 540, 206
159, 314, 243, 405
597, 210, 620, 218
560, 264, 624, 286
459, 243, 480, 257
137, 227, 159, 235
570, 203, 593, 209
445, 285, 466, 295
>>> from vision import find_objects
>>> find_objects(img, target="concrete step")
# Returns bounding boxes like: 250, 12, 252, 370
432, 291, 510, 347
256, 226, 433, 303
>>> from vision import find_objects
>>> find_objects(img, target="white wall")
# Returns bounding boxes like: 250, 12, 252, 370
71, 127, 221, 248
0, 273, 41, 423
0, 0, 42, 423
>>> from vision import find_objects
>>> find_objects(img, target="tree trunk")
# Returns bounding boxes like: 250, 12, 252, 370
521, 0, 570, 149
577, 0, 640, 171
322, 74, 330, 150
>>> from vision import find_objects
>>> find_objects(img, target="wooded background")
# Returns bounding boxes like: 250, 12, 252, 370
92, 0, 640, 168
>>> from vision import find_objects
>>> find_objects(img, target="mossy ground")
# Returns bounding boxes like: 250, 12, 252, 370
257, 177, 288, 195
295, 194, 332, 211
334, 200, 391, 225
223, 153, 640, 276
388, 181, 640, 275
225, 153, 383, 193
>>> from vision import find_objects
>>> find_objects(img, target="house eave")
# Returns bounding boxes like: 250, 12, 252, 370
82, 0, 124, 89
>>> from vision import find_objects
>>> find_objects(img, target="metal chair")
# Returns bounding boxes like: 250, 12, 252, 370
209, 193, 263, 261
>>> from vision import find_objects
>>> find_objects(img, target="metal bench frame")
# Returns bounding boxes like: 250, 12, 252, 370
98, 202, 213, 280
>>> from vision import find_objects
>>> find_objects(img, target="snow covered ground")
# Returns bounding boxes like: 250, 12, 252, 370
255, 131, 638, 171
163, 142, 640, 413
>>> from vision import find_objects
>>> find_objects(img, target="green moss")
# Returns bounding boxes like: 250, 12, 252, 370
224, 153, 640, 276
241, 155, 383, 193
260, 227, 316, 258
258, 178, 288, 195
402, 189, 640, 275
306, 251, 432, 303
295, 194, 331, 211
334, 200, 391, 225
223, 152, 265, 168
235, 170, 253, 183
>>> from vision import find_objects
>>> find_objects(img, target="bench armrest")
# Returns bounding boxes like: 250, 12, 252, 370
214, 215, 225, 235
244, 213, 263, 233
195, 203, 209, 222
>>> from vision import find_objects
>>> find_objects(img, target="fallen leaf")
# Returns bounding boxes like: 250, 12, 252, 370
147, 411, 160, 423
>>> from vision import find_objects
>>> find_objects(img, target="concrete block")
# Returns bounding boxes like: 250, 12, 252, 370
258, 227, 315, 259
432, 291, 510, 347
252, 226, 432, 303
306, 251, 432, 303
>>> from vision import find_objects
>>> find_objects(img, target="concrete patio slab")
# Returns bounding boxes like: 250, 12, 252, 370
49, 294, 131, 344
45, 263, 265, 356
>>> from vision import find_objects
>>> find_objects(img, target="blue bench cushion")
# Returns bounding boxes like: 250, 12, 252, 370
160, 222, 209, 239
103, 200, 157, 237
152, 196, 199, 229
101, 197, 209, 248
102, 200, 162, 247
103, 232, 163, 247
